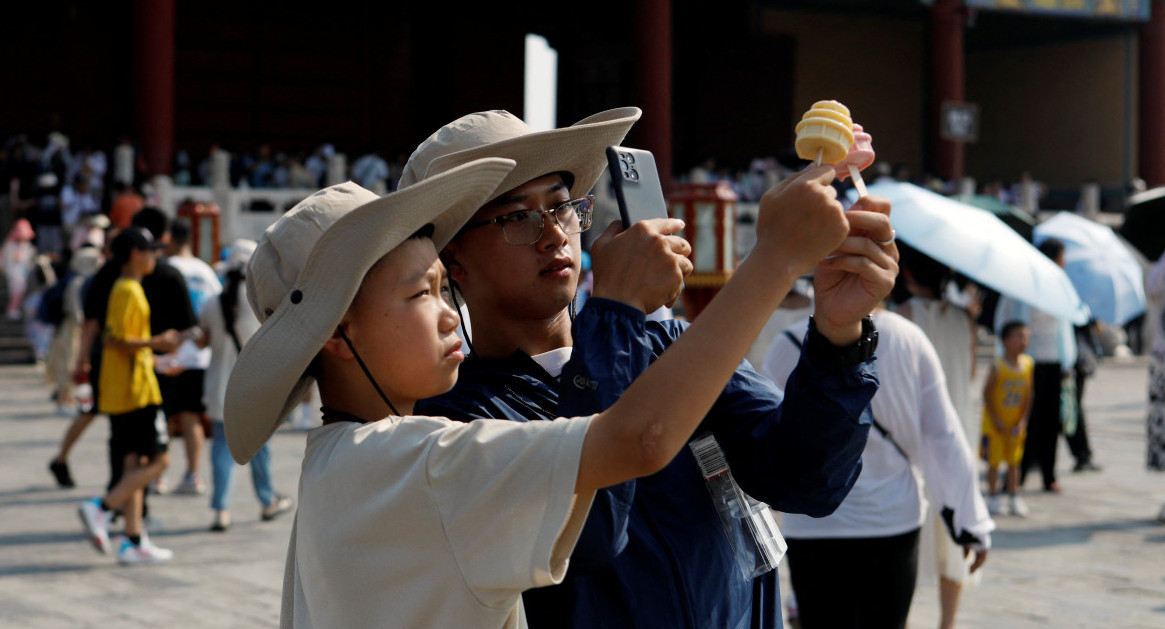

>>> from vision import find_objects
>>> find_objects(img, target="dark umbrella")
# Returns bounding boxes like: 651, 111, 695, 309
1121, 187, 1165, 261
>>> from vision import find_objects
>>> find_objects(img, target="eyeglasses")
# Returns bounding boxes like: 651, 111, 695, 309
459, 196, 595, 246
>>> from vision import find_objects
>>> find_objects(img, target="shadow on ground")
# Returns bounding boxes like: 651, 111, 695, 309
991, 518, 1165, 550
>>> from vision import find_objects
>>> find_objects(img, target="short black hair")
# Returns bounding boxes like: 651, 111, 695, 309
131, 207, 170, 240
1038, 238, 1065, 262
1000, 320, 1027, 341
898, 242, 952, 298
170, 217, 191, 246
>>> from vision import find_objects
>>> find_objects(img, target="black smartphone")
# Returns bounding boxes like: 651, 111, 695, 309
606, 146, 669, 229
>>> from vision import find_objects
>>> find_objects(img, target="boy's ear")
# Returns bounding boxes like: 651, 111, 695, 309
320, 326, 354, 360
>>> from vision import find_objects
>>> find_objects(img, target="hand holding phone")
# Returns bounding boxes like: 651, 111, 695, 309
177, 327, 203, 342
606, 146, 669, 229
598, 145, 687, 310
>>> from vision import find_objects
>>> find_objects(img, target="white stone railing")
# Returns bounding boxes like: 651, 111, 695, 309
150, 149, 348, 243
152, 177, 317, 243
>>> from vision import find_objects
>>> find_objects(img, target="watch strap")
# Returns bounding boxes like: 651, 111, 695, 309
806, 314, 878, 366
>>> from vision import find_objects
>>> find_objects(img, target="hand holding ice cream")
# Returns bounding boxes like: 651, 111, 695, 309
794, 100, 875, 197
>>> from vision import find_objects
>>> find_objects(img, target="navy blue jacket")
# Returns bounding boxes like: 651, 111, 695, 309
416, 298, 876, 629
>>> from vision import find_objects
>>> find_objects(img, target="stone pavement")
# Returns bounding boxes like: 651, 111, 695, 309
0, 364, 299, 628
891, 354, 1165, 629
1, 356, 1164, 628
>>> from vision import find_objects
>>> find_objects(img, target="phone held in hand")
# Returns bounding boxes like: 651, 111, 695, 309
606, 146, 670, 229
177, 327, 202, 342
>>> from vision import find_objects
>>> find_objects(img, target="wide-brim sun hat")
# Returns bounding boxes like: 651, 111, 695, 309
224, 158, 516, 463
398, 107, 641, 201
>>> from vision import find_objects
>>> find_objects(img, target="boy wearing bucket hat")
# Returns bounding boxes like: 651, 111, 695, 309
224, 148, 876, 627
402, 108, 897, 628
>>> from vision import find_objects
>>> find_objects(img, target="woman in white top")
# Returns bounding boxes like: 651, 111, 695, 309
893, 243, 984, 629
199, 240, 292, 532
764, 310, 993, 629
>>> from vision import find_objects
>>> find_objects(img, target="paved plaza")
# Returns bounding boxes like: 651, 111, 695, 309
1, 355, 1163, 628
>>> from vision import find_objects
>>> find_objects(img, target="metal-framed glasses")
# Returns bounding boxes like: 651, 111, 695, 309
459, 195, 595, 246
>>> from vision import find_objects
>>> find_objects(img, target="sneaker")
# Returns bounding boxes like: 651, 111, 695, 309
117, 536, 173, 565
138, 531, 168, 553
987, 494, 1003, 516
1009, 495, 1029, 518
174, 473, 205, 496
210, 510, 231, 532
1073, 460, 1102, 473
261, 495, 294, 521
78, 497, 111, 554
149, 477, 170, 495
49, 459, 75, 488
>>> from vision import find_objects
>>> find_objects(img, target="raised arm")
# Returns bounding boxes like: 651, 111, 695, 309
576, 165, 894, 492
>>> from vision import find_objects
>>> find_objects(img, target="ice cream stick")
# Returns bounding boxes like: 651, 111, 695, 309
848, 164, 868, 198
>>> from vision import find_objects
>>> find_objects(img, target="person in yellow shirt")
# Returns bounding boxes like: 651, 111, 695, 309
78, 226, 180, 565
982, 320, 1035, 517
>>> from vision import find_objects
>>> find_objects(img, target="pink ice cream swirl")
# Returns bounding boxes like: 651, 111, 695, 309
835, 123, 875, 181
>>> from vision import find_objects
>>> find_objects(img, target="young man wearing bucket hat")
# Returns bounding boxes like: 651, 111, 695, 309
402, 107, 898, 629
222, 151, 879, 627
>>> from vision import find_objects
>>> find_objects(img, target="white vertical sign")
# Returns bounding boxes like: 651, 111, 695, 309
524, 34, 557, 132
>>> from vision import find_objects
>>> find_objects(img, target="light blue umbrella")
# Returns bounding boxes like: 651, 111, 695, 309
1033, 211, 1146, 326
860, 182, 1089, 324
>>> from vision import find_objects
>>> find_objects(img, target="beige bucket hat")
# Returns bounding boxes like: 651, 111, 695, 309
224, 158, 516, 463
398, 107, 641, 201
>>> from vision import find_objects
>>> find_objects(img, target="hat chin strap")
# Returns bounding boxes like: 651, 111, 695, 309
446, 278, 578, 360
447, 279, 476, 357
336, 326, 401, 417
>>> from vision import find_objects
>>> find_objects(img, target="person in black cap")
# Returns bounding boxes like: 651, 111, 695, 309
51, 209, 194, 497
77, 226, 181, 565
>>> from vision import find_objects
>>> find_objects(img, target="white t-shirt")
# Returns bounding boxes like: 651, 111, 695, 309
531, 347, 573, 378
762, 312, 993, 545
282, 414, 595, 629
199, 283, 260, 420
166, 254, 223, 370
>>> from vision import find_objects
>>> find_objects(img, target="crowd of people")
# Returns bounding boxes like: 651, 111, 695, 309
0, 177, 300, 563
3, 107, 1165, 628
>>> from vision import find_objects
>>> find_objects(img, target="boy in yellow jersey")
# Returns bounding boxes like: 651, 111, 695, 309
78, 227, 180, 564
982, 320, 1035, 517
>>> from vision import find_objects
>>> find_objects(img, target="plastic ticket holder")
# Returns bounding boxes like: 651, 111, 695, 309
690, 433, 787, 579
